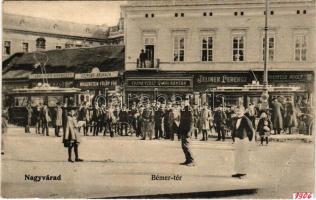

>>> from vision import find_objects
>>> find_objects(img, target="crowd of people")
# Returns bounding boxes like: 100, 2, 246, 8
20, 95, 312, 144
1, 95, 313, 174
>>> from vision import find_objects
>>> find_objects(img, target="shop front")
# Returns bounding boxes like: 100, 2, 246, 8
193, 72, 253, 107
193, 71, 314, 109
259, 71, 314, 101
125, 76, 193, 106
74, 71, 122, 106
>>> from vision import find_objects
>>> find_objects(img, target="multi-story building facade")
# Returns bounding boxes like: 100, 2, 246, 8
3, 13, 109, 60
122, 0, 315, 107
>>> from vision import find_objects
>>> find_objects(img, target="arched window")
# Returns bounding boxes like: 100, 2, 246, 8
36, 38, 46, 49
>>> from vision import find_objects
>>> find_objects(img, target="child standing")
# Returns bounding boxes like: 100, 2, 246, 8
257, 112, 273, 145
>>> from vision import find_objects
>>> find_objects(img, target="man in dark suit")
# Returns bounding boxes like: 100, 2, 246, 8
154, 104, 164, 139
139, 49, 147, 68
179, 98, 195, 167
141, 101, 154, 140
129, 102, 138, 135
231, 106, 254, 179
271, 98, 284, 134
119, 104, 129, 136
105, 105, 115, 137
41, 104, 50, 136
34, 103, 42, 134
92, 103, 102, 136
214, 106, 227, 141
25, 103, 33, 134
163, 102, 173, 139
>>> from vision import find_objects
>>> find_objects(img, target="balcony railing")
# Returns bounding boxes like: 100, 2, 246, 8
136, 58, 160, 71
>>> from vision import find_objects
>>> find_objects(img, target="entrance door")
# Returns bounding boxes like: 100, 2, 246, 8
145, 45, 154, 68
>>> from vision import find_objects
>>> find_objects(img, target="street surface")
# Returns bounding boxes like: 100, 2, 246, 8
1, 128, 314, 198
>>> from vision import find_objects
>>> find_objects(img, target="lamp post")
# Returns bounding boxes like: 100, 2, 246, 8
263, 0, 269, 88
261, 0, 270, 111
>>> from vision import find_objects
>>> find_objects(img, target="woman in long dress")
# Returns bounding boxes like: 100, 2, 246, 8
63, 109, 83, 162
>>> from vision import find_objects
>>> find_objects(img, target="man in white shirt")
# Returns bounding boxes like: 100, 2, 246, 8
231, 106, 254, 179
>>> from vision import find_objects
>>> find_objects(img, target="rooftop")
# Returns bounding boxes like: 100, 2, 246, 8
3, 13, 109, 39
3, 45, 125, 79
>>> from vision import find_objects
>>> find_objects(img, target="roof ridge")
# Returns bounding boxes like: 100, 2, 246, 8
3, 12, 108, 28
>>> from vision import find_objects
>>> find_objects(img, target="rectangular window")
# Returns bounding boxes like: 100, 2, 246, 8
295, 35, 307, 61
65, 43, 74, 48
56, 46, 62, 49
232, 35, 245, 61
22, 42, 28, 53
36, 38, 46, 49
4, 41, 11, 55
262, 35, 275, 61
173, 35, 185, 62
201, 36, 213, 62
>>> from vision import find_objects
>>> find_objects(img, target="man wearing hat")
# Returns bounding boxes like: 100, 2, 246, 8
179, 98, 195, 166
154, 103, 164, 139
171, 103, 181, 141
214, 106, 227, 141
137, 105, 144, 137
141, 101, 154, 140
271, 97, 284, 135
130, 102, 138, 135
92, 102, 102, 136
119, 104, 129, 136
163, 102, 173, 139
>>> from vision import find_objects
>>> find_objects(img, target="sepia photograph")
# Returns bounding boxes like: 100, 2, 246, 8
1, 0, 315, 198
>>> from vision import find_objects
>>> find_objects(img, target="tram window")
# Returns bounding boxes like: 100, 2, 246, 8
78, 95, 84, 105
14, 96, 28, 107
85, 96, 90, 103
69, 97, 74, 106
64, 96, 75, 107
31, 96, 45, 107
48, 96, 63, 107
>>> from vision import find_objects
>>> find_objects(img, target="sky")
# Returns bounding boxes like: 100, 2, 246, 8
3, 1, 127, 26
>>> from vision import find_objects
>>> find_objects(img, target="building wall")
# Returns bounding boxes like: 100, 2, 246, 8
2, 30, 108, 60
123, 0, 316, 71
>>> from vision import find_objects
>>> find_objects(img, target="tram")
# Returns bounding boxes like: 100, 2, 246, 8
4, 83, 83, 125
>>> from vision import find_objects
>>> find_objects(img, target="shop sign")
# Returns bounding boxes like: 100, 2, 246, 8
252, 71, 314, 83
75, 71, 119, 80
30, 81, 73, 88
127, 79, 192, 87
29, 73, 74, 79
79, 80, 117, 87
195, 74, 250, 85
267, 72, 314, 83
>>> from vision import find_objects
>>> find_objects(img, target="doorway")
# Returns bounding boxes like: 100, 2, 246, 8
145, 45, 154, 68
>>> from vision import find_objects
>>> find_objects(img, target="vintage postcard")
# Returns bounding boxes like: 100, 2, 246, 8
1, 0, 315, 199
